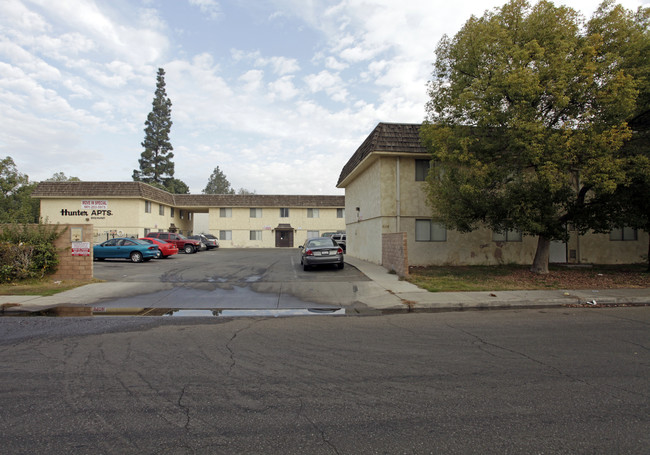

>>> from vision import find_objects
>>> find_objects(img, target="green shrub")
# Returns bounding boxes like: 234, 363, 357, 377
0, 223, 64, 283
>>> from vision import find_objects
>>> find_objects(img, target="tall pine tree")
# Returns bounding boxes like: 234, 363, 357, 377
133, 68, 175, 187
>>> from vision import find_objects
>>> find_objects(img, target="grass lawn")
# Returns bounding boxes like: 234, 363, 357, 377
0, 278, 100, 296
407, 264, 649, 292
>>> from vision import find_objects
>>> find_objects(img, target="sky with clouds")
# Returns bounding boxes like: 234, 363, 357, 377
1, 0, 648, 195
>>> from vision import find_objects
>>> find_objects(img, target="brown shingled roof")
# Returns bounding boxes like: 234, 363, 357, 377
174, 194, 344, 208
32, 181, 344, 208
32, 181, 176, 205
337, 122, 427, 187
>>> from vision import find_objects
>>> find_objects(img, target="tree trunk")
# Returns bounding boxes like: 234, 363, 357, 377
530, 236, 550, 274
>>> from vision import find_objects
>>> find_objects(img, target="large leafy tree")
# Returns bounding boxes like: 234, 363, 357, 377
203, 166, 235, 194
47, 172, 80, 182
0, 157, 39, 223
133, 68, 176, 189
584, 1, 650, 269
422, 0, 644, 273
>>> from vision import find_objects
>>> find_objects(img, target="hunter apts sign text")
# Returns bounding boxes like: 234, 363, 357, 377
60, 200, 112, 218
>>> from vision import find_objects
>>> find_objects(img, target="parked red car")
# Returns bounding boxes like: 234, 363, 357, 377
139, 237, 179, 258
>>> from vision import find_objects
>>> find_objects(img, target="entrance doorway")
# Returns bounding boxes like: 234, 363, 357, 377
275, 230, 294, 248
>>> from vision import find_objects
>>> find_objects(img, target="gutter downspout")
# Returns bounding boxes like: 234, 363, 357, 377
396, 157, 401, 232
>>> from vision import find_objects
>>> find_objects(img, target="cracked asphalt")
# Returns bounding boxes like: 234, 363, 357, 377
1, 306, 649, 454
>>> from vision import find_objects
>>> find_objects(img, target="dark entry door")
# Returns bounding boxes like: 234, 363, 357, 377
275, 230, 293, 248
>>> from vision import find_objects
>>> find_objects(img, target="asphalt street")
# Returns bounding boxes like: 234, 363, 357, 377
1, 307, 648, 454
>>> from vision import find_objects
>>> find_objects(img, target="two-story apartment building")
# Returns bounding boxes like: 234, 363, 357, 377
336, 122, 646, 267
32, 181, 345, 247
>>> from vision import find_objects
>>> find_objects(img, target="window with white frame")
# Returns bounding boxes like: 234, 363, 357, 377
250, 208, 262, 218
307, 208, 319, 218
145, 201, 151, 213
159, 204, 164, 216
610, 226, 637, 241
337, 208, 345, 218
219, 230, 232, 240
250, 230, 262, 241
415, 219, 447, 242
415, 159, 431, 181
307, 230, 319, 239
220, 208, 232, 218
492, 229, 523, 242
280, 208, 289, 217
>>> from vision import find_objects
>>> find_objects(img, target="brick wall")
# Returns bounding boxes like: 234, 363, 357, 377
382, 232, 408, 277
52, 224, 94, 280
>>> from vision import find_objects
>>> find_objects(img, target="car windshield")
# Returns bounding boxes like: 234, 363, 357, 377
306, 238, 336, 248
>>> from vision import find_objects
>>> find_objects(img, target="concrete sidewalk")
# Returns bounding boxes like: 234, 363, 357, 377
1, 257, 648, 314
344, 256, 650, 312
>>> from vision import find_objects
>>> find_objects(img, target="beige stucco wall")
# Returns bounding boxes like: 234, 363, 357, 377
207, 206, 345, 248
344, 154, 647, 266
41, 198, 194, 243
575, 230, 647, 264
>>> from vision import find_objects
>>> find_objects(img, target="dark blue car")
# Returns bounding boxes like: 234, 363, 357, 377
93, 238, 159, 263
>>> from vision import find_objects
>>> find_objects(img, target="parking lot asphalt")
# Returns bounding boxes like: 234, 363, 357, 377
1, 250, 649, 314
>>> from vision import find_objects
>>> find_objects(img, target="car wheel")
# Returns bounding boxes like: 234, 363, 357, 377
130, 251, 143, 263
337, 262, 344, 269
303, 263, 310, 271
184, 244, 194, 254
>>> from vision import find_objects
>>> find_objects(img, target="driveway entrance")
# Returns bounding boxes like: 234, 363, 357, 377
91, 248, 370, 311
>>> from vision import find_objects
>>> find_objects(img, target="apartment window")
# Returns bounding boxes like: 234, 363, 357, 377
159, 204, 164, 216
610, 227, 637, 241
415, 219, 447, 242
250, 208, 262, 218
280, 208, 289, 217
170, 207, 175, 218
493, 229, 523, 242
307, 230, 319, 239
220, 208, 232, 218
145, 201, 151, 213
180, 210, 184, 220
144, 228, 150, 235
415, 159, 431, 181
307, 208, 320, 218
337, 208, 345, 218
219, 230, 232, 241
250, 230, 262, 241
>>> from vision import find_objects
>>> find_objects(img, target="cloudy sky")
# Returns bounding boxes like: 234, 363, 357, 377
1, 0, 648, 195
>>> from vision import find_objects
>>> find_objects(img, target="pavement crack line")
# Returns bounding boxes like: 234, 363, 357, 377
225, 321, 258, 376
297, 398, 341, 455
446, 323, 648, 399
178, 386, 191, 431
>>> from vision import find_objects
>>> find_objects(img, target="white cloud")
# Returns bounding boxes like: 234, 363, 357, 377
188, 0, 222, 20
268, 75, 300, 101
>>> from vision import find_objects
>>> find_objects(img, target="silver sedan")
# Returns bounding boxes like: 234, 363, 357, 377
299, 237, 344, 271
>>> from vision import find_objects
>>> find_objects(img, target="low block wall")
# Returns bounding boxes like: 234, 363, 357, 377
52, 224, 94, 281
382, 232, 408, 277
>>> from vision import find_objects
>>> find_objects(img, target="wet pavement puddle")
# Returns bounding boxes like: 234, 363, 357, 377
1, 306, 345, 317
